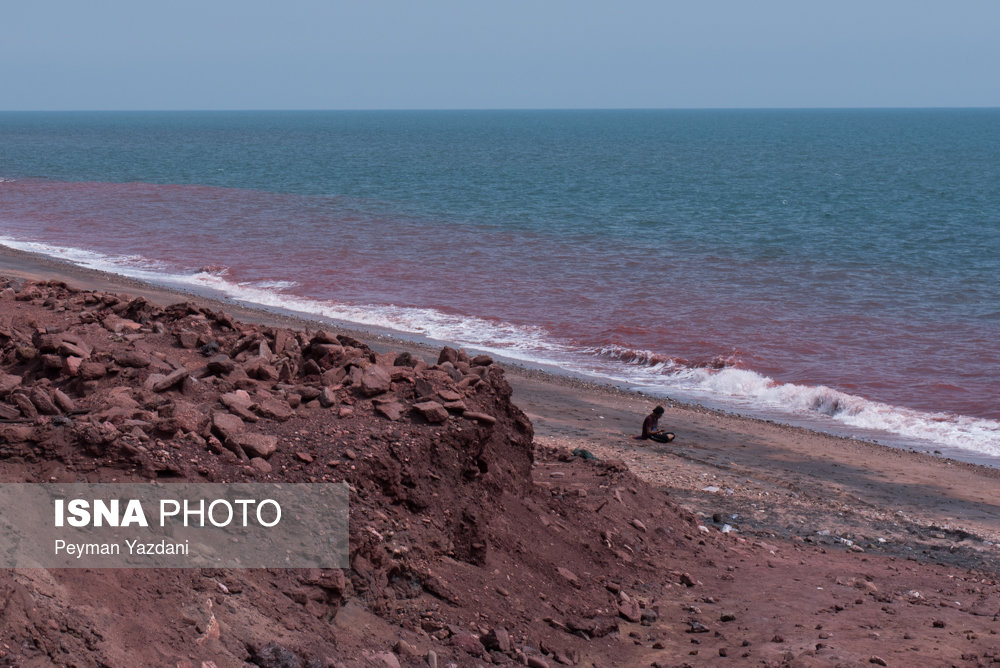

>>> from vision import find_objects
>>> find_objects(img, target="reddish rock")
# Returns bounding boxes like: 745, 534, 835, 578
114, 351, 150, 368
211, 411, 245, 441
0, 373, 22, 396
101, 314, 142, 334
450, 633, 485, 657
206, 354, 235, 375
375, 400, 405, 421
232, 433, 279, 459
463, 411, 497, 425
556, 566, 580, 588
30, 389, 60, 416
177, 330, 199, 348
41, 354, 63, 370
62, 356, 83, 377
413, 400, 449, 424
359, 365, 392, 396
220, 392, 258, 421
617, 597, 642, 623
255, 398, 293, 421
152, 368, 189, 392
437, 346, 462, 366
79, 361, 108, 381
481, 626, 512, 653
11, 393, 37, 419
437, 389, 463, 402
319, 387, 339, 408
0, 425, 37, 443
321, 366, 347, 386
250, 457, 272, 474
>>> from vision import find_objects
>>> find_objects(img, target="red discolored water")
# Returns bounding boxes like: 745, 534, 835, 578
1, 179, 997, 453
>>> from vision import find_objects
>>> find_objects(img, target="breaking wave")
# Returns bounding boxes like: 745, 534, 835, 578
1, 235, 998, 460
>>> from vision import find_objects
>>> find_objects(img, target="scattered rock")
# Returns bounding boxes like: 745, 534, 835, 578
556, 567, 580, 588
481, 626, 512, 653
152, 367, 189, 392
374, 400, 405, 421
359, 365, 392, 396
463, 411, 496, 425
232, 433, 279, 459
412, 400, 449, 424
114, 351, 151, 368
211, 411, 246, 441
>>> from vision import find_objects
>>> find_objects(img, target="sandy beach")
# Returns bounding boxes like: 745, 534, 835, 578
2, 243, 999, 667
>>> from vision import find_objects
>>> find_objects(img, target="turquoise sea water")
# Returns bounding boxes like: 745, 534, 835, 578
0, 110, 997, 457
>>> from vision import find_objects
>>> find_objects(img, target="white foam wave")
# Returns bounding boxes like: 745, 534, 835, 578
2, 235, 998, 459
250, 280, 299, 290
584, 348, 1000, 458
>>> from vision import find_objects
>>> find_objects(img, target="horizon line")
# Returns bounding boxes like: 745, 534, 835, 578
2, 105, 999, 114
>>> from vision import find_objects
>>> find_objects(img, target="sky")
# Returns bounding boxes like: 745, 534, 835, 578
3, 0, 999, 111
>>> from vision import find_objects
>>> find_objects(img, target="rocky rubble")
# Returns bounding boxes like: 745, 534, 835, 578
3, 277, 999, 668
0, 279, 702, 666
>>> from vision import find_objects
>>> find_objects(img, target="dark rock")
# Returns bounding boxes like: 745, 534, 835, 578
481, 626, 512, 653
394, 351, 419, 367
249, 642, 301, 668
687, 619, 710, 633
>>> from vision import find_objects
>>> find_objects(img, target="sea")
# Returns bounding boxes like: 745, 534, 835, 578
0, 110, 997, 460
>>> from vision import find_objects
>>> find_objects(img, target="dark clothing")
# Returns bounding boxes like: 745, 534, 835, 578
641, 414, 659, 439
641, 412, 674, 442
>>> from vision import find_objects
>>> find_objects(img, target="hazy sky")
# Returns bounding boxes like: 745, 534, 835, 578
3, 1, 998, 110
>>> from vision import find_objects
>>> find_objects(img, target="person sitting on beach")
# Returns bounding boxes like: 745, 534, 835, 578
640, 406, 675, 443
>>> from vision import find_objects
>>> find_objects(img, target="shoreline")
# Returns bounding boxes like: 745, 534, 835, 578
4, 242, 1000, 555
1, 241, 995, 467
